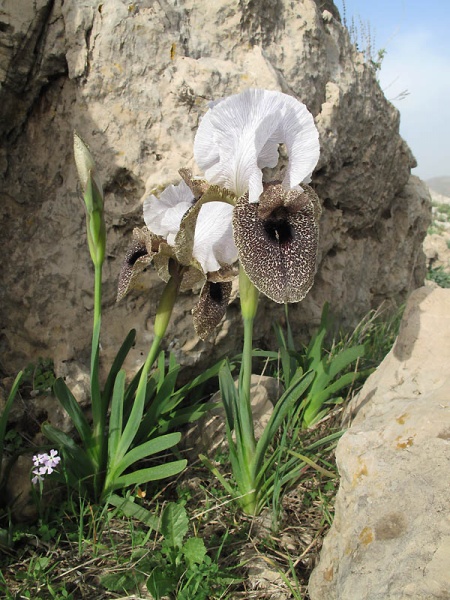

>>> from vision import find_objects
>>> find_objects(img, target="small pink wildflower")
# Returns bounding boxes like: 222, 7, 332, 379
31, 450, 61, 485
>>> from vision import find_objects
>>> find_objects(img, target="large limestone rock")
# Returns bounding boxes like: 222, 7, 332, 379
0, 0, 430, 380
309, 286, 450, 600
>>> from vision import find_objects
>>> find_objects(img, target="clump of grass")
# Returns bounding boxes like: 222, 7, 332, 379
427, 266, 450, 288
333, 303, 404, 373
432, 202, 450, 218
430, 202, 450, 232
20, 358, 56, 396
428, 224, 447, 236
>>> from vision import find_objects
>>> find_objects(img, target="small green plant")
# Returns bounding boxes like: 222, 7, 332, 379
147, 502, 204, 599
147, 502, 237, 600
7, 553, 73, 600
100, 502, 237, 599
260, 302, 369, 428
21, 358, 55, 395
432, 202, 450, 218
294, 303, 367, 428
2, 428, 23, 455
201, 302, 365, 516
427, 266, 450, 288
427, 224, 447, 236
429, 202, 450, 234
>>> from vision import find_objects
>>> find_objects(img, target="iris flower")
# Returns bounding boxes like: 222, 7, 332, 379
118, 88, 321, 338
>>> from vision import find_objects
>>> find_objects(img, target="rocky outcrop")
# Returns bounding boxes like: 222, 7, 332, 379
424, 233, 450, 270
0, 0, 430, 381
0, 0, 67, 140
309, 286, 450, 600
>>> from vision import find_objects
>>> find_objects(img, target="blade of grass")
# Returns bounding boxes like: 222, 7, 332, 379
253, 371, 315, 475
53, 378, 92, 443
102, 329, 136, 405
114, 459, 187, 488
287, 449, 337, 478
108, 369, 126, 464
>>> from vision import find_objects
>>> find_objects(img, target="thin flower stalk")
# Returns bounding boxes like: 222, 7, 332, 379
135, 272, 182, 409
238, 266, 258, 461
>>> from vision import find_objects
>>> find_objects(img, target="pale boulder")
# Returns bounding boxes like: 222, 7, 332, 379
309, 286, 450, 600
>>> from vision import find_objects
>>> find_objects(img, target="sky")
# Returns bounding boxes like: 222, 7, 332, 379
337, 1, 450, 181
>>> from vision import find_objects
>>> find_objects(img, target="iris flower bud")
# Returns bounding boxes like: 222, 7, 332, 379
73, 132, 106, 268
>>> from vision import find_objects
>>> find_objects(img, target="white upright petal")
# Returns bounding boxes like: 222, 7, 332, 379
193, 202, 237, 273
194, 89, 320, 203
275, 94, 320, 191
143, 180, 194, 243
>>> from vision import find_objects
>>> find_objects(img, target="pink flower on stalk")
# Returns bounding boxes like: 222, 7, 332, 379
31, 450, 61, 485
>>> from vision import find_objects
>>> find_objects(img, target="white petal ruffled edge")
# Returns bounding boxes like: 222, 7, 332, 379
143, 180, 194, 245
194, 88, 320, 203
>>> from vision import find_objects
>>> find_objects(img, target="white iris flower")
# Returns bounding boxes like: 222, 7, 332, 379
118, 88, 321, 337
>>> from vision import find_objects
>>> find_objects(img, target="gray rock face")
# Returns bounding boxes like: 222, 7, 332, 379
0, 0, 430, 379
0, 0, 67, 139
309, 286, 450, 600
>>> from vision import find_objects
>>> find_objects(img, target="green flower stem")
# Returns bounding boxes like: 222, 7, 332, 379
92, 261, 103, 366
91, 260, 105, 483
135, 274, 181, 409
241, 315, 257, 457
101, 274, 180, 500
154, 275, 180, 339
237, 266, 259, 513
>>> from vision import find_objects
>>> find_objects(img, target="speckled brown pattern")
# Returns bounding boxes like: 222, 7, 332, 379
233, 182, 321, 303
116, 227, 153, 301
192, 280, 232, 340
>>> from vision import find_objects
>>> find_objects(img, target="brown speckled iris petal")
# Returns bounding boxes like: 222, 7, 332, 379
207, 263, 239, 283
233, 182, 321, 303
117, 227, 155, 301
192, 281, 232, 340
